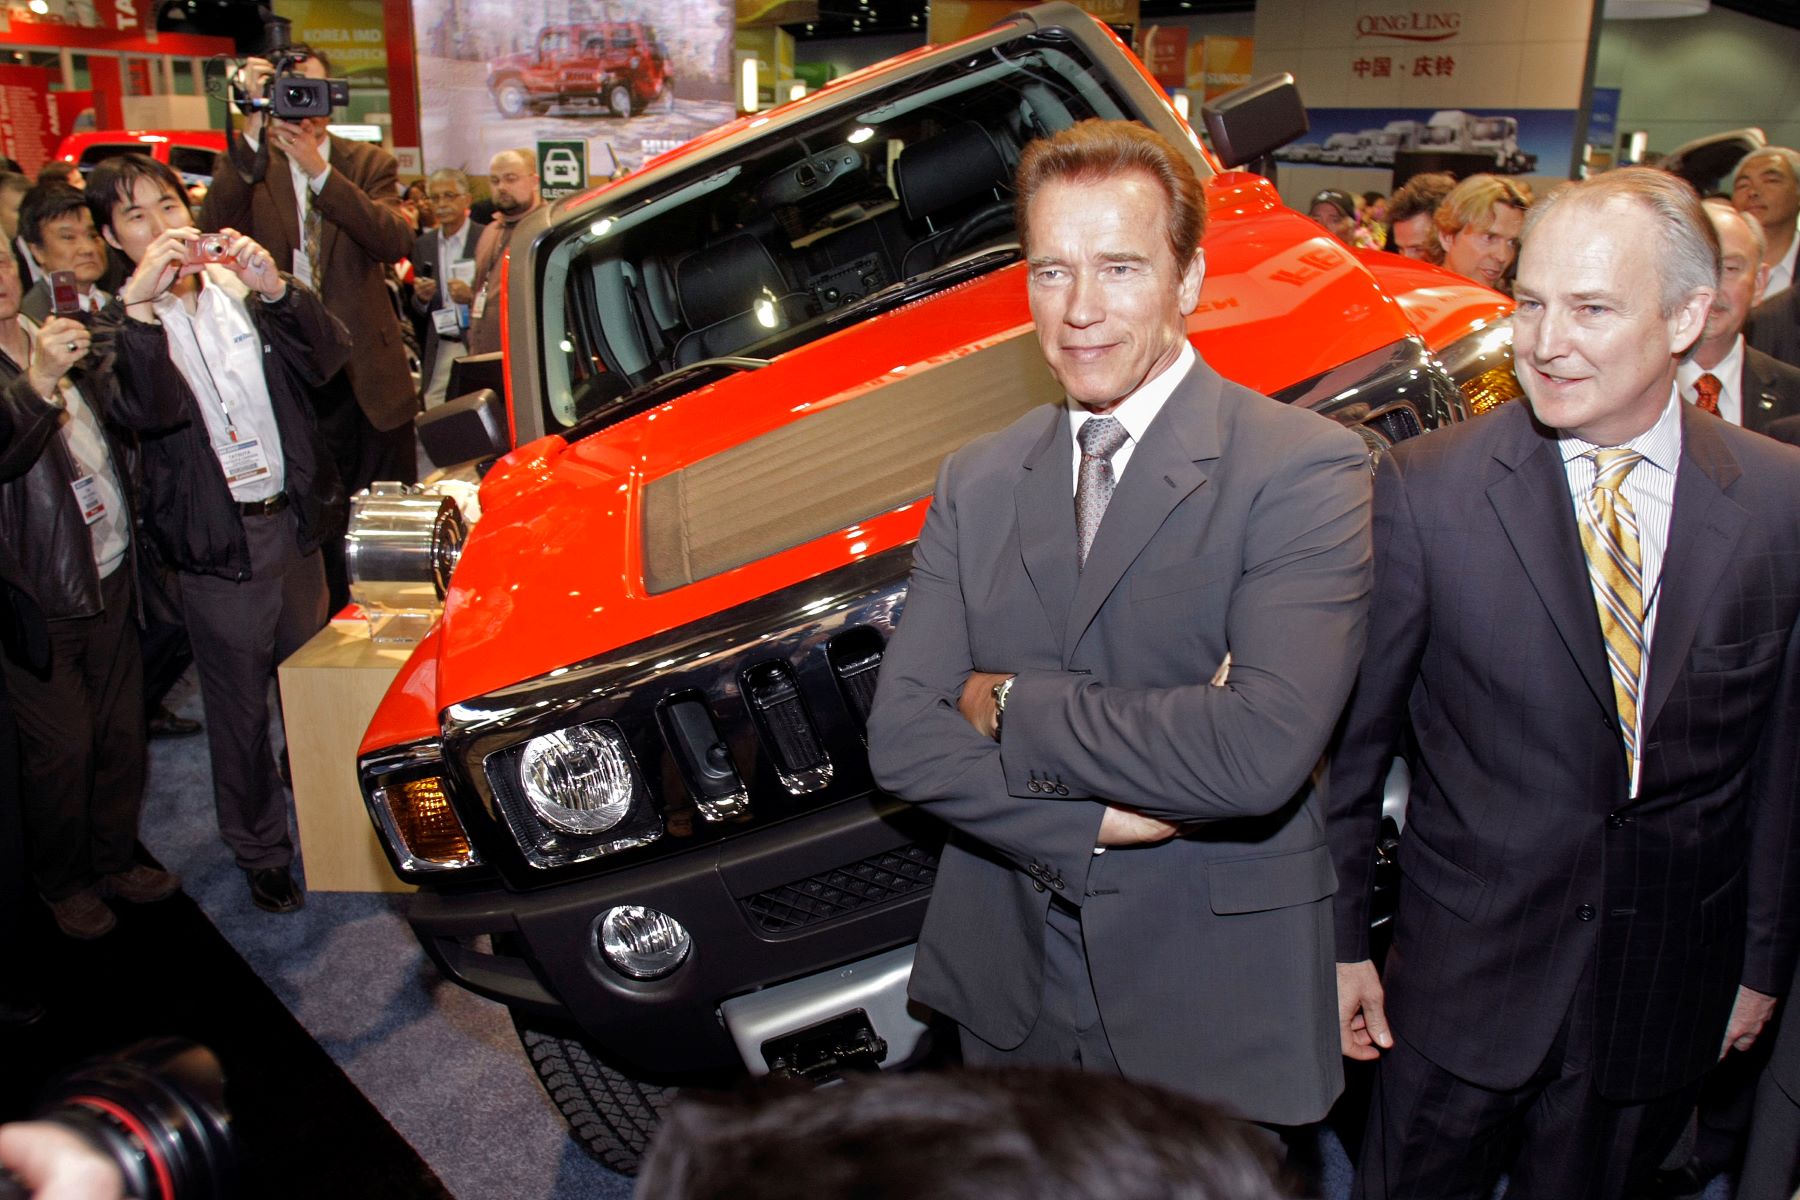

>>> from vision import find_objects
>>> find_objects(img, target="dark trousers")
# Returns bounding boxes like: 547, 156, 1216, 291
0, 666, 26, 962
1354, 964, 1697, 1200
313, 369, 417, 612
0, 566, 146, 900
178, 509, 327, 871
139, 612, 192, 714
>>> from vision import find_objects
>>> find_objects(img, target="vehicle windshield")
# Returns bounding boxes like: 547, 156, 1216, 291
536, 32, 1146, 429
1470, 118, 1508, 141
1419, 125, 1456, 146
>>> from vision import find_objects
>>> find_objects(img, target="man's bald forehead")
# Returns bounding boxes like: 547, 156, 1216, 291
490, 151, 530, 175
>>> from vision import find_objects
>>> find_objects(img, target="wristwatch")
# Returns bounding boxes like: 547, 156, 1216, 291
991, 676, 1015, 740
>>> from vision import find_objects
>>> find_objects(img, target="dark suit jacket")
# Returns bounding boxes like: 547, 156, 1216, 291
411, 217, 487, 387
201, 134, 416, 432
1738, 344, 1800, 434
867, 357, 1373, 1126
19, 281, 106, 327
1748, 286, 1800, 371
1327, 399, 1800, 1102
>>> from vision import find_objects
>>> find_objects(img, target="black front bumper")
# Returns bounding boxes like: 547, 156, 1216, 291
405, 792, 939, 1077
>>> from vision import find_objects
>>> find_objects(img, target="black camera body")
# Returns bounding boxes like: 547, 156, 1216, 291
270, 72, 350, 119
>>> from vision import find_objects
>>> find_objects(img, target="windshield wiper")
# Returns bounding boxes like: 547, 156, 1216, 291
821, 245, 1023, 329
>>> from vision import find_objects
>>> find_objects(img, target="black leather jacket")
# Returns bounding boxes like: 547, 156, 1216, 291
0, 350, 130, 622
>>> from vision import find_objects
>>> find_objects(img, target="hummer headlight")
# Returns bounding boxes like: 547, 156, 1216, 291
520, 724, 636, 835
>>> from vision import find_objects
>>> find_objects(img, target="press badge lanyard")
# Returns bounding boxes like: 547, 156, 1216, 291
22, 332, 112, 526
173, 310, 274, 489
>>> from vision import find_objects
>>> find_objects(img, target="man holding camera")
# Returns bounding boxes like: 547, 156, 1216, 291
0, 236, 165, 941
202, 45, 416, 609
93, 154, 351, 914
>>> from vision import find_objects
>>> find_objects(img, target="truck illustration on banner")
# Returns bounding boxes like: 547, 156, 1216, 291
1280, 107, 1546, 175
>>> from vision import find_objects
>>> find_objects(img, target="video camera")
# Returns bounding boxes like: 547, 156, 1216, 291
224, 46, 349, 121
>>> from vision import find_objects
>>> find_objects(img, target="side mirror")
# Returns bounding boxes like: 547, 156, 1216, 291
417, 388, 509, 469
1202, 73, 1309, 170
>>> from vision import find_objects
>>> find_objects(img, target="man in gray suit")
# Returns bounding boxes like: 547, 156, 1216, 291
866, 120, 1374, 1131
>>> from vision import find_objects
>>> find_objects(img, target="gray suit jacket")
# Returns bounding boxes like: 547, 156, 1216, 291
866, 356, 1373, 1126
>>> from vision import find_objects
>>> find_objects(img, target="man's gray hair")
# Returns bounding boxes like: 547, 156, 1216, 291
1522, 167, 1719, 316
426, 167, 472, 196
1731, 145, 1800, 192
1702, 195, 1766, 261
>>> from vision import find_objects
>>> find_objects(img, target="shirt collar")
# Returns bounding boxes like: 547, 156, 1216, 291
150, 265, 250, 320
1677, 335, 1743, 394
1067, 342, 1197, 445
1558, 383, 1684, 476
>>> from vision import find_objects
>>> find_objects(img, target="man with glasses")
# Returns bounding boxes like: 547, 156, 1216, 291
410, 168, 487, 407
468, 149, 543, 356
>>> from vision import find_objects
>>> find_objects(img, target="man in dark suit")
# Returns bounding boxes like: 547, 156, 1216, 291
410, 168, 485, 408
1747, 285, 1799, 370
202, 46, 416, 607
1328, 168, 1800, 1199
866, 121, 1373, 1134
1677, 200, 1800, 434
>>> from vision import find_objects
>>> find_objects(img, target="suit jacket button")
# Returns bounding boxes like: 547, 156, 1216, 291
1606, 813, 1624, 829
1055, 784, 1070, 796
1051, 878, 1065, 891
1028, 780, 1042, 793
1577, 903, 1596, 922
1033, 880, 1047, 892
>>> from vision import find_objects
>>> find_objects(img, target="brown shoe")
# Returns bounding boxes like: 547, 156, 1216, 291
46, 889, 117, 939
106, 864, 181, 903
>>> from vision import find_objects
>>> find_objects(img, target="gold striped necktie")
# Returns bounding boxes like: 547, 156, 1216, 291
1578, 448, 1646, 781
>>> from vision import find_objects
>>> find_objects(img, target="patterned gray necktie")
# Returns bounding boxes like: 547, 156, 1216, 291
1075, 415, 1129, 569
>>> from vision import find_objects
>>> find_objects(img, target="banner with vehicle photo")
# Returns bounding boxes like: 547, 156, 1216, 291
1272, 106, 1578, 179
410, 0, 736, 184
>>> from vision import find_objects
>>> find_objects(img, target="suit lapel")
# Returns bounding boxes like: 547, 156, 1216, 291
1741, 348, 1783, 432
1014, 407, 1079, 659
1642, 406, 1746, 734
1063, 362, 1217, 660
1486, 409, 1617, 723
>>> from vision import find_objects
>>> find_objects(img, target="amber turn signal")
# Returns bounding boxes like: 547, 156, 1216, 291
381, 775, 478, 866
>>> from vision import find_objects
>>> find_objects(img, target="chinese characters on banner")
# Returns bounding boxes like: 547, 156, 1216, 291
1352, 54, 1456, 79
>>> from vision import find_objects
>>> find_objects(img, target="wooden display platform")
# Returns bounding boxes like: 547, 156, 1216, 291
279, 621, 417, 894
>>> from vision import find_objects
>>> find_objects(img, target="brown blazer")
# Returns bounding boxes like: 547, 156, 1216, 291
202, 134, 416, 432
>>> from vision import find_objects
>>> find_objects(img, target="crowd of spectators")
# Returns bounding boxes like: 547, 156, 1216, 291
0, 44, 549, 1028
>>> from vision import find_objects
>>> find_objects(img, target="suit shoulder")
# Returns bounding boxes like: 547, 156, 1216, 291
1217, 378, 1368, 462
1386, 400, 1528, 474
1748, 345, 1800, 392
936, 403, 1061, 486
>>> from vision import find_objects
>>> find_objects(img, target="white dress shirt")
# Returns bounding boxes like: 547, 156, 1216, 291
1676, 335, 1746, 426
436, 217, 472, 292
1065, 342, 1198, 493
152, 268, 286, 502
1558, 386, 1683, 797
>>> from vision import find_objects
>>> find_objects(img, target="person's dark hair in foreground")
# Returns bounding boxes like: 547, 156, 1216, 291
636, 1066, 1301, 1200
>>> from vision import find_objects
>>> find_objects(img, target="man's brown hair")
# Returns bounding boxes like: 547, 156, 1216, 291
1014, 120, 1205, 268
1387, 172, 1456, 229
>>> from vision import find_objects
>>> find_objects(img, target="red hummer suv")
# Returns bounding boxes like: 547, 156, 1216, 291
488, 23, 673, 121
358, 3, 1518, 1172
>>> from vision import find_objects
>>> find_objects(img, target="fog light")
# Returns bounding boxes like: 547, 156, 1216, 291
521, 724, 636, 835
598, 906, 691, 979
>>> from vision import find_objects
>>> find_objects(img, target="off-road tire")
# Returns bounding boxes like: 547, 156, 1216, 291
609, 84, 633, 120
513, 1015, 677, 1174
492, 78, 528, 119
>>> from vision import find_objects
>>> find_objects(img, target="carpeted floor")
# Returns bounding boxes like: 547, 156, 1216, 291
74, 671, 633, 1200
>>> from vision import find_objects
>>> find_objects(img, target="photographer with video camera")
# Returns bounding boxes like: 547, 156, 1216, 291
91, 154, 350, 916
203, 44, 416, 609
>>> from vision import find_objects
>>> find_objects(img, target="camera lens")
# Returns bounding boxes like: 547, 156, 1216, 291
31, 1039, 236, 1200
283, 86, 315, 110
